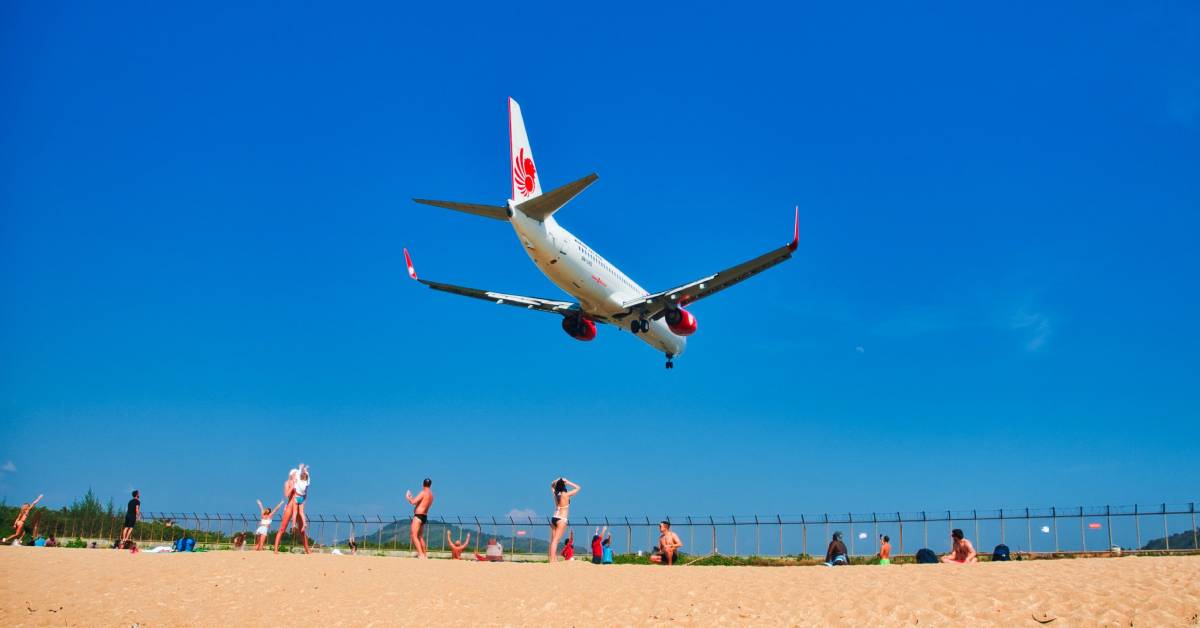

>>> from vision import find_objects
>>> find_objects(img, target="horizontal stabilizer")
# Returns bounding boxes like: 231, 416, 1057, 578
514, 173, 598, 221
412, 198, 509, 221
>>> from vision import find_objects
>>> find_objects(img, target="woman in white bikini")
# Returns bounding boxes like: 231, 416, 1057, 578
254, 498, 285, 551
547, 477, 580, 563
294, 464, 311, 534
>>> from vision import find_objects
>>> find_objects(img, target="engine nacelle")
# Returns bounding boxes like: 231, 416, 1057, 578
665, 307, 698, 336
561, 315, 597, 341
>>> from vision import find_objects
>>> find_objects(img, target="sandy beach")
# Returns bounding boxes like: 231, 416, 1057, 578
2, 548, 1198, 626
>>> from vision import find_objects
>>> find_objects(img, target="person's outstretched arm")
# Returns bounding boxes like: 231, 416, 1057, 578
405, 490, 417, 505
563, 479, 581, 496
31, 494, 43, 506
465, 532, 471, 545
257, 499, 265, 513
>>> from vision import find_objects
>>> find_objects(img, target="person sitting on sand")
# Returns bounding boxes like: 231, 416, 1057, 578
405, 478, 434, 559
45, 534, 58, 547
476, 538, 503, 561
591, 526, 608, 564
4, 493, 43, 544
602, 534, 614, 564
255, 498, 285, 551
561, 529, 575, 560
878, 534, 892, 565
232, 532, 247, 550
548, 477, 580, 563
824, 531, 849, 566
659, 521, 683, 565
942, 528, 977, 563
446, 530, 472, 559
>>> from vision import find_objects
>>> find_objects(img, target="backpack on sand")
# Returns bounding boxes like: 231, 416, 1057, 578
915, 548, 939, 564
992, 544, 1011, 561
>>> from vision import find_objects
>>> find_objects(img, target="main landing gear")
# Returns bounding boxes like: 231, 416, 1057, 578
629, 318, 649, 334
665, 354, 675, 369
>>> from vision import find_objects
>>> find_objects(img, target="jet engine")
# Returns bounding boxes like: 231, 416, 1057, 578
665, 307, 698, 336
561, 315, 597, 341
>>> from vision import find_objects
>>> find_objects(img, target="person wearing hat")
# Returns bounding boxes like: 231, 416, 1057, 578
824, 531, 849, 566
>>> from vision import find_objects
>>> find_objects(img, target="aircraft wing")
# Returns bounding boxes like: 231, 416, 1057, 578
619, 208, 799, 320
404, 249, 579, 316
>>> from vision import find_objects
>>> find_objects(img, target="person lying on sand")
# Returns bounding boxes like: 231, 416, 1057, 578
475, 538, 503, 561
942, 528, 977, 563
824, 531, 848, 566
6, 494, 45, 543
659, 521, 683, 565
446, 530, 471, 559
405, 478, 434, 559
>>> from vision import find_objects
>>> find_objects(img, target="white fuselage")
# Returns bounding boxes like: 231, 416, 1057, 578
508, 205, 686, 357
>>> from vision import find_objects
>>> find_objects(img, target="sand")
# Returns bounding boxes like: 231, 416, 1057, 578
2, 548, 1199, 626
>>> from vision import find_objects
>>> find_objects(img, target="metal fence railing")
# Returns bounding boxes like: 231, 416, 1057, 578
10, 502, 1197, 558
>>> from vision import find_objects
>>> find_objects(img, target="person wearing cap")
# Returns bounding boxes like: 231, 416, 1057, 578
824, 531, 849, 566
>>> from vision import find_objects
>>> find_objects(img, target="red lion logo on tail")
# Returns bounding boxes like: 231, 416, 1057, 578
513, 148, 536, 197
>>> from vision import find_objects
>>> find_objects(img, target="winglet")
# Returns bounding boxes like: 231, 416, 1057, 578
403, 248, 418, 281
787, 206, 800, 252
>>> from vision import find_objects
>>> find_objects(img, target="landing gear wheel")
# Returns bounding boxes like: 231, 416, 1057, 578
630, 320, 641, 334
665, 354, 675, 369
639, 319, 650, 333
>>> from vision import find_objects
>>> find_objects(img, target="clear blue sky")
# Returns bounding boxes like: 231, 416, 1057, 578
2, 1, 1197, 523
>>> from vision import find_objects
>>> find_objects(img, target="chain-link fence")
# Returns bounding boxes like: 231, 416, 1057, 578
11, 502, 1197, 558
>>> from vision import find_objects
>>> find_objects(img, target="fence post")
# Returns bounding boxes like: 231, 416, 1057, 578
755, 515, 761, 557
687, 516, 694, 557
1191, 503, 1197, 553
1026, 508, 1032, 553
872, 513, 878, 556
710, 516, 717, 555
897, 512, 904, 556
824, 513, 830, 554
1000, 509, 1005, 545
777, 515, 783, 556
1080, 507, 1086, 553
801, 514, 807, 558
1052, 507, 1059, 553
732, 515, 738, 556
922, 511, 928, 550
849, 514, 855, 557
624, 516, 631, 555
973, 510, 979, 554
1162, 503, 1169, 551
1135, 504, 1141, 550
474, 517, 482, 553
1106, 505, 1113, 550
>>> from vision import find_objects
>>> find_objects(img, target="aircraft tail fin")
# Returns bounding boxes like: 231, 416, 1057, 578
509, 97, 543, 202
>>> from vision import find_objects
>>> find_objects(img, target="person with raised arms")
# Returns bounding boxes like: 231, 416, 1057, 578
446, 530, 471, 559
3, 493, 42, 544
254, 498, 285, 551
548, 477, 580, 563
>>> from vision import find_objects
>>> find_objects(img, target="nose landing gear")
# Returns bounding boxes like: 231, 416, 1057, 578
665, 354, 674, 369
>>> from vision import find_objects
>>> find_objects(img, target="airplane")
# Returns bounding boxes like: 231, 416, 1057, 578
404, 97, 799, 369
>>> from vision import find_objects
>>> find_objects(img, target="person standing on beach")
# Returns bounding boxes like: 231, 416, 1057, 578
658, 521, 683, 565
548, 477, 580, 563
119, 491, 141, 548
405, 478, 434, 559
273, 467, 299, 553
254, 498, 285, 551
2, 493, 42, 544
878, 535, 892, 565
942, 528, 978, 563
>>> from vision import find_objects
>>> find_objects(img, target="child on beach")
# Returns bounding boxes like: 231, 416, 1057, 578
255, 498, 285, 551
3, 494, 43, 544
602, 535, 614, 564
591, 526, 608, 564
561, 530, 575, 560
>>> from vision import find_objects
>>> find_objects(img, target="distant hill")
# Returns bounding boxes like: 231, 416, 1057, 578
338, 518, 551, 553
1141, 528, 1199, 550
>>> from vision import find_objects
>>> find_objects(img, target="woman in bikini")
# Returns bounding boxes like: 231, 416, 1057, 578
294, 464, 311, 534
273, 467, 299, 553
3, 494, 42, 544
254, 498, 285, 551
547, 477, 580, 563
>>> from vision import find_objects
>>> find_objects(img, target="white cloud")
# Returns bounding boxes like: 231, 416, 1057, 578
506, 508, 538, 522
1012, 309, 1051, 351
855, 346, 865, 354
0, 461, 14, 473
